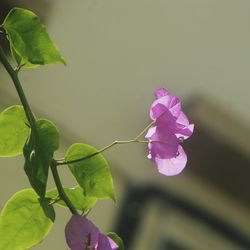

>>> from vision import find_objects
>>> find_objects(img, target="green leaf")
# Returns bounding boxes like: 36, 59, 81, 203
0, 189, 55, 250
0, 105, 29, 157
107, 232, 125, 250
2, 7, 65, 67
47, 186, 97, 213
65, 143, 116, 201
24, 119, 59, 198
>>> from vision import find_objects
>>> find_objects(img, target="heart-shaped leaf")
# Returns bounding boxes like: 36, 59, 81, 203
0, 189, 55, 250
65, 143, 116, 201
2, 7, 65, 67
24, 119, 59, 198
0, 105, 29, 157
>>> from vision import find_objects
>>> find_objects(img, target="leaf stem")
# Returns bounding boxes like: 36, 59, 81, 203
50, 160, 77, 214
0, 45, 36, 128
134, 120, 155, 140
56, 121, 155, 166
57, 139, 144, 166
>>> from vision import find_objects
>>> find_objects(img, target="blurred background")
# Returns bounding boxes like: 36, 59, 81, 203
0, 1, 250, 249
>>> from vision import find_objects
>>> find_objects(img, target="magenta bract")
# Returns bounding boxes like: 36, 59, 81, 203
65, 215, 118, 250
146, 87, 194, 176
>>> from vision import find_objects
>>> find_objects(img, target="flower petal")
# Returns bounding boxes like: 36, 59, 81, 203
147, 127, 179, 159
150, 103, 168, 121
175, 124, 194, 140
65, 215, 99, 250
176, 111, 189, 126
150, 95, 181, 120
155, 145, 187, 176
145, 126, 156, 139
147, 88, 193, 176
154, 87, 169, 99
156, 108, 177, 130
175, 112, 194, 139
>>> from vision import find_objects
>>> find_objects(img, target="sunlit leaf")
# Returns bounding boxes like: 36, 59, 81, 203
24, 119, 59, 198
2, 7, 65, 67
0, 105, 29, 157
65, 143, 116, 201
0, 189, 55, 250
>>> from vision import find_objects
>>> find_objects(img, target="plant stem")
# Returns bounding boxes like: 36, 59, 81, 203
57, 138, 149, 166
56, 121, 155, 166
0, 45, 76, 214
134, 120, 155, 140
50, 160, 77, 214
0, 45, 77, 214
0, 46, 36, 128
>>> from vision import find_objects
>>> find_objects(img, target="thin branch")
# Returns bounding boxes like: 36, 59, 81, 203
50, 160, 77, 214
0, 45, 36, 129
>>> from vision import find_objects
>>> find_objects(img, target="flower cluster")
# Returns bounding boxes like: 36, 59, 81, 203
146, 87, 194, 176
65, 215, 118, 250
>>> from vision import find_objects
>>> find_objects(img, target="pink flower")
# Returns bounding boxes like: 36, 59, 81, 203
65, 215, 118, 250
146, 87, 194, 176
